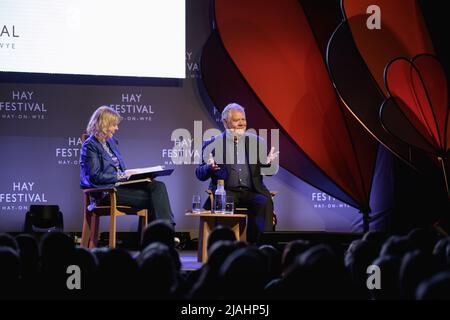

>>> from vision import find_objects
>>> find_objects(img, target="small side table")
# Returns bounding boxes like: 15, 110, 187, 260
186, 210, 247, 262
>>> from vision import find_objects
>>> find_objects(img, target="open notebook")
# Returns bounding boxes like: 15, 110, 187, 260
115, 165, 174, 186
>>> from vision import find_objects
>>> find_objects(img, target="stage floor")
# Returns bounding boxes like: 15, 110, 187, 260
179, 250, 203, 271
129, 249, 203, 271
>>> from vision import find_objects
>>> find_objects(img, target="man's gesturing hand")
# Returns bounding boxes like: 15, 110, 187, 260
207, 153, 221, 172
266, 147, 279, 164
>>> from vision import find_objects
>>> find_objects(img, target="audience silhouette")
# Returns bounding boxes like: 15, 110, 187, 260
0, 225, 449, 300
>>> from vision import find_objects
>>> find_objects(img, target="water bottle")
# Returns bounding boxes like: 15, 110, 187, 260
214, 180, 226, 213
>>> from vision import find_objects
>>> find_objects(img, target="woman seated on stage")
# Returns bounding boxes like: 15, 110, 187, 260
79, 106, 175, 227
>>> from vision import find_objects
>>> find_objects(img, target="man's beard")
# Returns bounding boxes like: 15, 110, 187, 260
229, 128, 246, 137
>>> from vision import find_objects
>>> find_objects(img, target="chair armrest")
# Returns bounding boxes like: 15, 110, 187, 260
83, 187, 118, 211
83, 187, 117, 194
206, 189, 214, 208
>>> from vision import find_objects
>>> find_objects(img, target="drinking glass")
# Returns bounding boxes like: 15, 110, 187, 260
192, 195, 202, 212
224, 196, 234, 214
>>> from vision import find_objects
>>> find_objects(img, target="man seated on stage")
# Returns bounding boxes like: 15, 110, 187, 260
195, 103, 279, 242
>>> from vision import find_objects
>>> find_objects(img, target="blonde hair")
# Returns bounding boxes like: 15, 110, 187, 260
86, 106, 122, 139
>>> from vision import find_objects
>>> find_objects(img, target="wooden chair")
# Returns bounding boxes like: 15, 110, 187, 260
206, 189, 278, 230
80, 187, 148, 248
